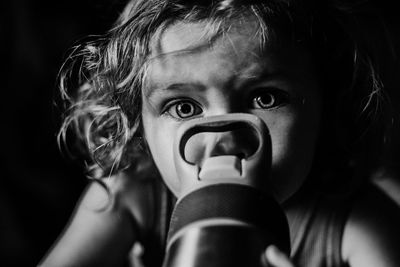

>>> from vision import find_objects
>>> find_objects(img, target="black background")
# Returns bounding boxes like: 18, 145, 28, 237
2, 0, 400, 266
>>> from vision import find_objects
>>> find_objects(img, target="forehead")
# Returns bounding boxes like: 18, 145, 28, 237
146, 20, 270, 86
145, 19, 316, 91
152, 19, 261, 56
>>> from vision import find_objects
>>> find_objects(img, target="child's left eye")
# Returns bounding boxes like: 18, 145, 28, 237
165, 100, 203, 119
250, 89, 290, 110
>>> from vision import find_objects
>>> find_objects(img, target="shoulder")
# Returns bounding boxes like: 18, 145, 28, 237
105, 169, 159, 233
39, 173, 151, 267
341, 182, 400, 267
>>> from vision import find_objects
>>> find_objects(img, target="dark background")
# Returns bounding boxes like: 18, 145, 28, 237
2, 0, 400, 266
2, 1, 127, 265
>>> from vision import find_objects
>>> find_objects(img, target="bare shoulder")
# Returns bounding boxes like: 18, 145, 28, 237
109, 170, 158, 231
39, 171, 156, 267
342, 183, 400, 267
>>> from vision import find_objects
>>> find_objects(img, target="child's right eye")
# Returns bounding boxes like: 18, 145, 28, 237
164, 100, 203, 120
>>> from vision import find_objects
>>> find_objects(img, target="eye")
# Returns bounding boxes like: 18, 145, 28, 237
250, 89, 290, 109
165, 100, 203, 119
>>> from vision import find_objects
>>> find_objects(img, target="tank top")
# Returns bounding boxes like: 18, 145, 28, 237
285, 189, 352, 267
136, 181, 352, 267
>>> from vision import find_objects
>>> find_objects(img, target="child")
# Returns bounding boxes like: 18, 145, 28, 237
40, 0, 400, 266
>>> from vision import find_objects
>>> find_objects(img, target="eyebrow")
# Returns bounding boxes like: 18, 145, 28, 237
145, 82, 206, 99
143, 59, 296, 100
235, 71, 291, 89
144, 73, 288, 101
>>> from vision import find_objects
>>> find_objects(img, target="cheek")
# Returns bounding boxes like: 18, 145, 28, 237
265, 107, 321, 202
142, 112, 181, 195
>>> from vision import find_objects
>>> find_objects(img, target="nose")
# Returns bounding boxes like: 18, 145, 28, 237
182, 121, 259, 167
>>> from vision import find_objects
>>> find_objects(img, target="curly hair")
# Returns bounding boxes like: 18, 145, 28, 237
57, 0, 391, 183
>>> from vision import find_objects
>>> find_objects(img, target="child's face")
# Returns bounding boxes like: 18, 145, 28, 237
141, 19, 322, 202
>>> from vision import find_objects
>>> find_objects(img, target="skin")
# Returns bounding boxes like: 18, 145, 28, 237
142, 21, 322, 203
40, 18, 400, 267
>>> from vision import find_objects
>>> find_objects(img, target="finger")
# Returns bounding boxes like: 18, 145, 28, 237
265, 245, 294, 267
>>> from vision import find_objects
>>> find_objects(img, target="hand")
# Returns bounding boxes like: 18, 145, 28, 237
263, 245, 295, 267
